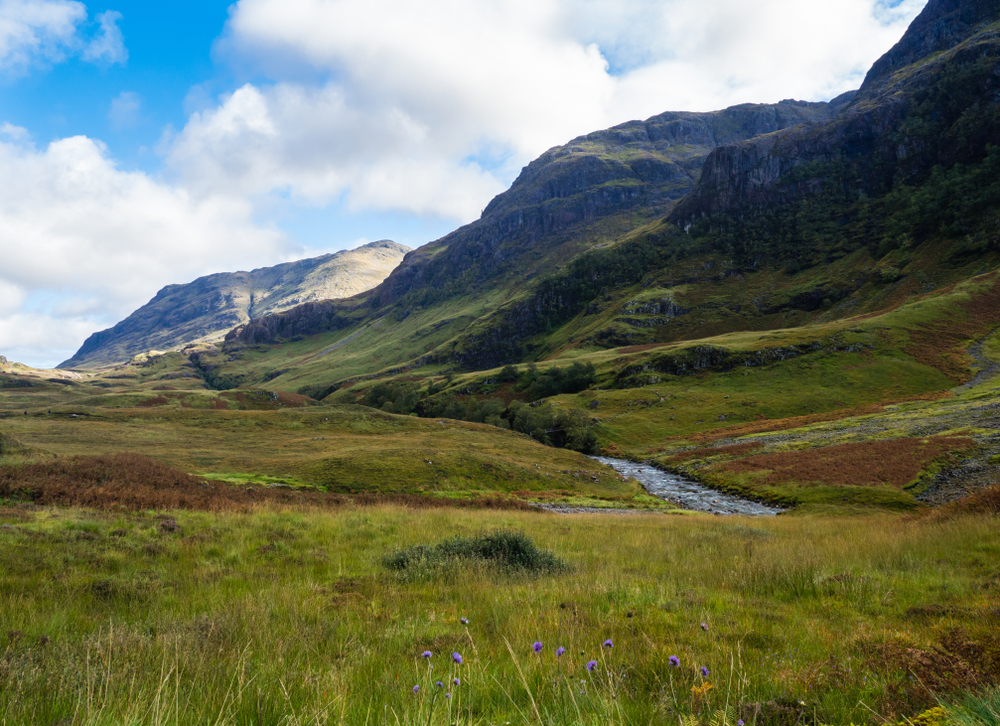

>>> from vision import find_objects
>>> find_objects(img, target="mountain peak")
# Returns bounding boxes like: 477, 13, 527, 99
59, 241, 410, 369
860, 0, 1000, 94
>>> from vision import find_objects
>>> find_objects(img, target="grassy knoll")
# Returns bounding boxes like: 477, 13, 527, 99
1, 503, 998, 724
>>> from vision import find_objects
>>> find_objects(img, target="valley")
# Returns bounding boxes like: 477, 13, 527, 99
2, 0, 1000, 723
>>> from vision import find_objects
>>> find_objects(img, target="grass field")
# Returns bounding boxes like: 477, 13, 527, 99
1, 501, 998, 725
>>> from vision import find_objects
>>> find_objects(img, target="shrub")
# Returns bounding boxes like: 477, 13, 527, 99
382, 529, 569, 576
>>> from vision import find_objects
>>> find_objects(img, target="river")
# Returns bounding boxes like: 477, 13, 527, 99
593, 457, 783, 516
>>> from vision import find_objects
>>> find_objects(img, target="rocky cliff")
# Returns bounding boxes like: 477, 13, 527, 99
670, 0, 1000, 225
60, 240, 409, 369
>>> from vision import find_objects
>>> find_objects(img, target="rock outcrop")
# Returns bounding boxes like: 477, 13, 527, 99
670, 0, 1000, 225
60, 240, 409, 369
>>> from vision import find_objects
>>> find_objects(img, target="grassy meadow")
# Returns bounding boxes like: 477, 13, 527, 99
2, 263, 1000, 725
2, 501, 999, 726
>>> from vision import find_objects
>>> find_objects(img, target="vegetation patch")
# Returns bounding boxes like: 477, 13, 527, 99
382, 528, 569, 577
714, 436, 974, 488
0, 453, 538, 512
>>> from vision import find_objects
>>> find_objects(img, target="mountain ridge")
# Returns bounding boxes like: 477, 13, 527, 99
59, 240, 410, 369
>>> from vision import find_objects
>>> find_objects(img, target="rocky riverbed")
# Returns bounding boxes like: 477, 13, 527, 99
593, 457, 784, 516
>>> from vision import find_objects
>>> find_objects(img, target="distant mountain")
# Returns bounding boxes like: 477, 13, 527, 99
59, 240, 410, 369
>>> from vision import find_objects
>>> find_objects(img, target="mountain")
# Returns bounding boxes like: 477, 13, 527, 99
154, 0, 1000, 395
670, 0, 1000, 225
59, 240, 410, 369
222, 98, 852, 349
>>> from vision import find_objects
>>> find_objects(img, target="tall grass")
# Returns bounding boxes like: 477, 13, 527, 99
1, 505, 997, 724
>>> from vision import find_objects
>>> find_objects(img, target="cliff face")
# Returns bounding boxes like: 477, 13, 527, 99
230, 100, 844, 345
670, 0, 1000, 225
60, 240, 409, 369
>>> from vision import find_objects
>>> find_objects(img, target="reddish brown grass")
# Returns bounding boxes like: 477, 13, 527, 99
904, 273, 1000, 382
0, 454, 536, 513
663, 441, 763, 463
863, 628, 1000, 715
934, 483, 1000, 518
713, 436, 974, 488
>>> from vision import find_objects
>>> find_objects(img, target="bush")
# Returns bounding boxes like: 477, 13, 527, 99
382, 529, 569, 577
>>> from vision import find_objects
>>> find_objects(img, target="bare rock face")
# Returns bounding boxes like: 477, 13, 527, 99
59, 240, 409, 369
670, 0, 1000, 226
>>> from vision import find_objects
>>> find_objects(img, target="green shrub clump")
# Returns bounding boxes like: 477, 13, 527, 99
382, 529, 569, 576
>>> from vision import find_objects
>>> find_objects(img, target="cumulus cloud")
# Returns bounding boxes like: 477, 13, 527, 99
163, 0, 925, 224
0, 0, 86, 71
0, 1, 128, 73
0, 132, 289, 367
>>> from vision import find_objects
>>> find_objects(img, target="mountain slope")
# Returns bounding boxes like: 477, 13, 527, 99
59, 240, 409, 369
221, 100, 851, 364
670, 0, 1000, 225
185, 0, 1000, 397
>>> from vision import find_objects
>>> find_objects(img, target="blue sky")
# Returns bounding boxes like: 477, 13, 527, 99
0, 0, 926, 368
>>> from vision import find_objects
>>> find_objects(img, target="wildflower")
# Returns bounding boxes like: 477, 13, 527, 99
452, 652, 463, 664
738, 721, 745, 726
436, 681, 443, 689
587, 660, 598, 671
413, 685, 420, 693
701, 623, 709, 631
460, 617, 469, 624
533, 641, 543, 653
701, 666, 709, 677
669, 655, 680, 668
556, 647, 566, 657
445, 693, 451, 699
603, 639, 613, 649
453, 678, 461, 686
422, 651, 432, 659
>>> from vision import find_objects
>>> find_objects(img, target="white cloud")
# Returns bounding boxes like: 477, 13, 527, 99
0, 1, 129, 74
167, 0, 925, 223
0, 0, 85, 71
107, 90, 141, 129
0, 133, 289, 367
81, 9, 126, 65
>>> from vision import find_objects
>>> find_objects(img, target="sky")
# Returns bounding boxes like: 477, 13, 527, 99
0, 0, 927, 369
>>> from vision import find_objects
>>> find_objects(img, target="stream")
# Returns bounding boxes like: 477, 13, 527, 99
593, 457, 784, 516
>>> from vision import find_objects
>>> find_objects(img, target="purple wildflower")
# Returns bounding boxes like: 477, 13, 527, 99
453, 678, 461, 686
413, 685, 420, 693
445, 693, 451, 699
533, 641, 543, 653
556, 647, 566, 657
436, 681, 443, 689
701, 623, 709, 631
452, 652, 463, 664
422, 650, 432, 659
738, 721, 745, 726
460, 617, 469, 625
603, 639, 613, 649
587, 660, 598, 672
701, 666, 710, 677
669, 655, 680, 668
